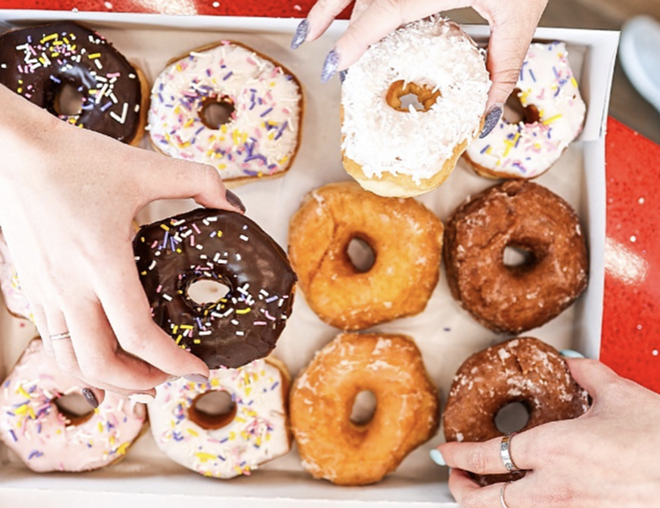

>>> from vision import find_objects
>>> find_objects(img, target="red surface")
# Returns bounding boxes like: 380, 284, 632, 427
1, 1, 660, 392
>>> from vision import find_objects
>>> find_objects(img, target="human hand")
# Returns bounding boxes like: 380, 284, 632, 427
433, 358, 660, 508
291, 0, 548, 135
0, 85, 245, 404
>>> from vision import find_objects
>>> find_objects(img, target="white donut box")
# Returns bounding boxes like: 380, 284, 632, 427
0, 10, 619, 508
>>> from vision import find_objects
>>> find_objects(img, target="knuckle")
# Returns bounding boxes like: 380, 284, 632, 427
466, 446, 490, 474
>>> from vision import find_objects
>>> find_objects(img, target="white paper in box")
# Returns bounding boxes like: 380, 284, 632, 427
0, 11, 618, 507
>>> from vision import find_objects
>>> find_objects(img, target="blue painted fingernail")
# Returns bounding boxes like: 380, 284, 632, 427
290, 19, 308, 50
560, 349, 585, 359
480, 104, 503, 138
321, 49, 340, 83
339, 70, 348, 83
430, 449, 446, 466
185, 374, 210, 384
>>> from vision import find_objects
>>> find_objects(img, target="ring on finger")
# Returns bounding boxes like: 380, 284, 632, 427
500, 433, 522, 472
50, 331, 71, 341
500, 481, 514, 508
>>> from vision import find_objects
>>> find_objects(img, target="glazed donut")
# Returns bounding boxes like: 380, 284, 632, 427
134, 208, 296, 369
341, 17, 490, 197
443, 180, 588, 334
0, 21, 148, 145
0, 339, 147, 472
465, 42, 586, 179
148, 41, 303, 187
443, 337, 588, 485
290, 332, 439, 485
288, 182, 443, 330
0, 230, 31, 320
149, 358, 290, 478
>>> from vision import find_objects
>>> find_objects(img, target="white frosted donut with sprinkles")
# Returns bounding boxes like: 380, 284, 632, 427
0, 339, 147, 472
148, 41, 303, 186
148, 358, 290, 479
0, 230, 32, 320
465, 42, 587, 179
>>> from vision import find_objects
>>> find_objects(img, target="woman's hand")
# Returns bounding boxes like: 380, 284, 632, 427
0, 85, 245, 403
292, 0, 548, 136
433, 359, 660, 508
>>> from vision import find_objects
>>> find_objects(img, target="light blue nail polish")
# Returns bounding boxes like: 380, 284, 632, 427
290, 19, 309, 50
560, 349, 585, 359
430, 449, 446, 466
185, 374, 210, 384
321, 49, 339, 83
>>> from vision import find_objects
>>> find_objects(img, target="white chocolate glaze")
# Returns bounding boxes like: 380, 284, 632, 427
148, 42, 302, 182
341, 17, 490, 183
0, 231, 31, 320
466, 42, 586, 178
0, 340, 147, 472
149, 359, 290, 478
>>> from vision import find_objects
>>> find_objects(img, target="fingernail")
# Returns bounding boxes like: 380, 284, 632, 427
290, 19, 309, 50
430, 449, 446, 466
339, 70, 348, 83
480, 104, 503, 139
560, 349, 585, 359
225, 190, 246, 213
129, 393, 155, 404
82, 388, 99, 409
184, 374, 209, 384
321, 49, 339, 83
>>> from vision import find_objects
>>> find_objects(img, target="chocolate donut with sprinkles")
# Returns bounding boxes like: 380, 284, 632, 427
148, 41, 303, 186
134, 209, 296, 369
0, 21, 148, 145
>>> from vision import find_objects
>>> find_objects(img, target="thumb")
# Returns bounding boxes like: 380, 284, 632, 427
565, 358, 621, 400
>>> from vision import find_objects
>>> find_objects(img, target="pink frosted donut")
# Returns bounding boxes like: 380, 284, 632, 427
0, 230, 31, 320
0, 339, 147, 472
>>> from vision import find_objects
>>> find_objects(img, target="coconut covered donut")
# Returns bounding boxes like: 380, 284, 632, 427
148, 41, 303, 187
290, 333, 439, 486
0, 339, 147, 472
465, 42, 586, 179
288, 182, 444, 330
443, 180, 588, 334
149, 358, 290, 478
0, 21, 149, 145
341, 17, 490, 197
443, 337, 589, 485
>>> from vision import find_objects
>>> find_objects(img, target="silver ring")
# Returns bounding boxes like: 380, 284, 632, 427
500, 481, 513, 508
50, 332, 71, 341
500, 433, 521, 472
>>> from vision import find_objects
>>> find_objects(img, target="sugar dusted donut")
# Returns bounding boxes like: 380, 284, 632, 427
341, 17, 490, 197
443, 180, 588, 334
148, 41, 303, 186
288, 182, 443, 330
0, 339, 147, 472
465, 42, 586, 179
134, 209, 296, 369
443, 337, 588, 485
0, 21, 148, 145
0, 230, 31, 320
290, 333, 439, 485
149, 358, 290, 478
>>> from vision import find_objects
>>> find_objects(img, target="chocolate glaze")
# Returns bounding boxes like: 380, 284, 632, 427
134, 209, 296, 369
0, 21, 142, 143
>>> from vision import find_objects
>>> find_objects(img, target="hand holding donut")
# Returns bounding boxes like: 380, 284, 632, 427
433, 359, 660, 507
0, 84, 245, 402
292, 0, 548, 136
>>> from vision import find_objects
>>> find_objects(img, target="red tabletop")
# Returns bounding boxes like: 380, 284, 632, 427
1, 0, 659, 393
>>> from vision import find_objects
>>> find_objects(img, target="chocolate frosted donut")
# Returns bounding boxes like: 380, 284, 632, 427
443, 181, 588, 334
0, 21, 147, 144
134, 209, 296, 369
443, 337, 589, 485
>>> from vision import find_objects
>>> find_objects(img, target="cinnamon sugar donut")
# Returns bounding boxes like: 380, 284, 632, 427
341, 17, 490, 197
288, 182, 443, 330
443, 180, 588, 334
290, 333, 439, 485
443, 337, 588, 485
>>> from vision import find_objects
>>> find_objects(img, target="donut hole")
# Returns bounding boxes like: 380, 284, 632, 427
503, 89, 540, 125
495, 401, 531, 434
54, 82, 85, 116
53, 392, 95, 425
350, 390, 377, 427
189, 390, 237, 430
200, 96, 236, 129
503, 245, 536, 269
386, 80, 441, 113
187, 279, 231, 306
346, 237, 376, 273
